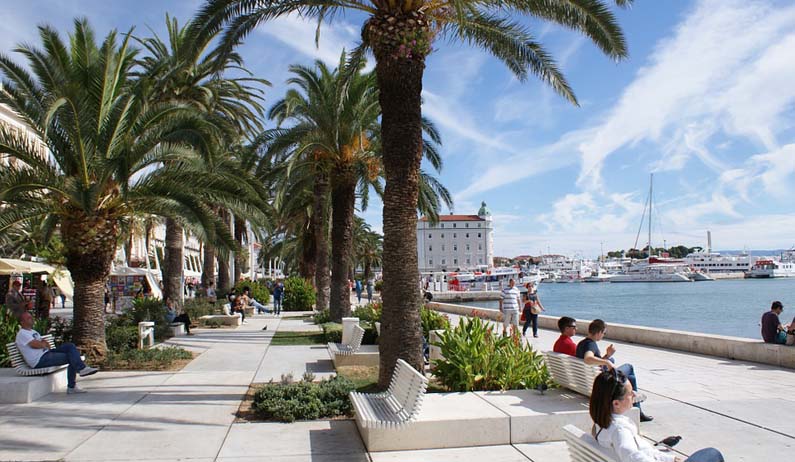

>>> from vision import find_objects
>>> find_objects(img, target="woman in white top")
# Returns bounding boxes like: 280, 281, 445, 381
589, 370, 724, 462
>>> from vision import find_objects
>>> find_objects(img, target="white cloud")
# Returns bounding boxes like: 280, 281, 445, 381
256, 14, 362, 66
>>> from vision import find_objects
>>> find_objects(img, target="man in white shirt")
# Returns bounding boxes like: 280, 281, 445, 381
499, 278, 521, 336
15, 312, 98, 394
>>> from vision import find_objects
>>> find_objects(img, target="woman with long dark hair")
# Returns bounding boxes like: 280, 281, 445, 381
589, 371, 724, 462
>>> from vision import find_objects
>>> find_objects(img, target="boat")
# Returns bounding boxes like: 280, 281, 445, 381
582, 267, 614, 282
612, 174, 691, 283
683, 231, 753, 274
746, 250, 795, 278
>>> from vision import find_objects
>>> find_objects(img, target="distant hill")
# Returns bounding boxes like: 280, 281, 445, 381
715, 249, 792, 256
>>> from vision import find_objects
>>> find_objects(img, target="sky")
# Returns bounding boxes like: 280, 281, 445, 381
2, 0, 795, 259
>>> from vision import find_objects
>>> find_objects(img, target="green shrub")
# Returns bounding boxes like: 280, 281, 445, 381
283, 277, 316, 311
313, 309, 331, 325
183, 298, 217, 320
359, 321, 379, 345
204, 318, 222, 328
432, 317, 549, 392
0, 308, 19, 367
253, 376, 355, 422
105, 323, 139, 353
49, 317, 74, 344
421, 306, 450, 337
352, 303, 381, 323
321, 322, 343, 343
234, 279, 271, 305
124, 297, 171, 340
103, 346, 193, 370
374, 279, 383, 292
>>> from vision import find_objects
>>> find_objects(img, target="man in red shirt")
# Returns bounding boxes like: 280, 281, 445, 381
553, 316, 577, 356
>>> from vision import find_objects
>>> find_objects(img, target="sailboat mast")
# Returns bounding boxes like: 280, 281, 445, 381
648, 173, 653, 258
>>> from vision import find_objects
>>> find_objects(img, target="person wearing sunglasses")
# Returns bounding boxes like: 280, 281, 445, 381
590, 371, 724, 462
576, 319, 653, 422
553, 316, 578, 356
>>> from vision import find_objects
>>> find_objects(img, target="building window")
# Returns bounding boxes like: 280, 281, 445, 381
478, 244, 482, 250
453, 245, 458, 251
453, 258, 458, 265
453, 233, 456, 238
441, 224, 445, 228
466, 233, 469, 238
428, 233, 432, 239
429, 245, 432, 251
442, 259, 446, 265
478, 223, 481, 228
466, 258, 471, 264
442, 245, 445, 251
429, 259, 433, 266
478, 233, 482, 238
479, 258, 483, 264
465, 223, 469, 228
441, 233, 444, 239
453, 223, 457, 228
466, 244, 470, 251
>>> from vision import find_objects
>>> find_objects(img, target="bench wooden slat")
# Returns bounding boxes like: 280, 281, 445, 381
544, 351, 602, 397
350, 358, 428, 429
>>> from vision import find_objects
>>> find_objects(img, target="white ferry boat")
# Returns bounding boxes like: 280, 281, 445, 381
683, 232, 753, 274
746, 251, 795, 278
610, 257, 692, 283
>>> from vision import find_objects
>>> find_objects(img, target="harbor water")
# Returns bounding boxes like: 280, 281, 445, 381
458, 278, 795, 340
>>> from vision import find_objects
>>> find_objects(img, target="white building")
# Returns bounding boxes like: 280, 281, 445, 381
417, 202, 494, 272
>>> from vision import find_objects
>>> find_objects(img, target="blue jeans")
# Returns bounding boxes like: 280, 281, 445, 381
273, 297, 282, 315
35, 343, 86, 388
522, 313, 539, 336
251, 299, 269, 314
686, 448, 724, 462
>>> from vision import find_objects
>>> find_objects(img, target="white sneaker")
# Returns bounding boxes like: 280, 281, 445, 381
634, 391, 648, 404
67, 385, 87, 394
78, 366, 98, 377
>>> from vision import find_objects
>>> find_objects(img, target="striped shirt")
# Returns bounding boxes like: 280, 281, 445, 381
501, 286, 521, 311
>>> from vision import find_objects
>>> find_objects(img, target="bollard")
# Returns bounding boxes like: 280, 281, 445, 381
429, 329, 445, 371
341, 317, 359, 345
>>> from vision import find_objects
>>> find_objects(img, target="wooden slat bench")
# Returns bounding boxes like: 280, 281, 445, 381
6, 335, 65, 376
544, 351, 602, 397
563, 424, 618, 462
328, 324, 365, 357
349, 358, 429, 430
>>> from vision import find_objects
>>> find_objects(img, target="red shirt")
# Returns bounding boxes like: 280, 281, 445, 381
553, 335, 577, 356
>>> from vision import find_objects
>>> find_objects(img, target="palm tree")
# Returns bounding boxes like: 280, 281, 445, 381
196, 0, 632, 385
136, 14, 268, 303
0, 19, 265, 360
352, 217, 382, 281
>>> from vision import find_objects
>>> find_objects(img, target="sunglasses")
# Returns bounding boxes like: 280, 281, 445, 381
566, 324, 576, 329
610, 369, 628, 399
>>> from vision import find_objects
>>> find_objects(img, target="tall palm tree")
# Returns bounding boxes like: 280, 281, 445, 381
0, 19, 264, 359
352, 216, 382, 281
196, 0, 632, 385
136, 14, 268, 303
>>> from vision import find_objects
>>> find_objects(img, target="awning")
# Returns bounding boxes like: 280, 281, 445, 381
0, 258, 74, 299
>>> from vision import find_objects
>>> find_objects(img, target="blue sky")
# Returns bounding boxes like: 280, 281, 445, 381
3, 0, 795, 258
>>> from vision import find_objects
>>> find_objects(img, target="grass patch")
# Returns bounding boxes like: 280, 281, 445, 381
271, 331, 326, 345
336, 366, 379, 392
101, 346, 195, 371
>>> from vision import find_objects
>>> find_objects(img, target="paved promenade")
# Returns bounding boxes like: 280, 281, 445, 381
0, 304, 792, 461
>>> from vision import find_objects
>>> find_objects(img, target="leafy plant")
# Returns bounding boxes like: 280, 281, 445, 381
105, 324, 139, 353
321, 322, 343, 343
0, 308, 20, 367
433, 317, 549, 392
313, 309, 331, 325
103, 346, 193, 370
233, 279, 271, 305
124, 297, 171, 340
283, 277, 316, 311
183, 298, 218, 320
49, 317, 74, 344
253, 376, 355, 422
352, 303, 381, 323
374, 279, 383, 292
421, 306, 450, 337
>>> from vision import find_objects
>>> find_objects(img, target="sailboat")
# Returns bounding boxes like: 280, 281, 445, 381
611, 174, 692, 283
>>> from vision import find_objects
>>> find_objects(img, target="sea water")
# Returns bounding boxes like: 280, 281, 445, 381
458, 278, 795, 339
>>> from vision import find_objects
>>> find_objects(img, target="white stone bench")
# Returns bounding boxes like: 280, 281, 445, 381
328, 324, 365, 356
0, 368, 66, 404
350, 358, 428, 430
199, 314, 242, 326
169, 322, 186, 336
564, 424, 618, 462
6, 335, 65, 376
544, 351, 602, 397
138, 321, 155, 350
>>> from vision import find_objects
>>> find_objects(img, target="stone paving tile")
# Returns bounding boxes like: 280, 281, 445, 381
253, 345, 335, 383
369, 445, 531, 461
513, 441, 571, 462
217, 421, 367, 459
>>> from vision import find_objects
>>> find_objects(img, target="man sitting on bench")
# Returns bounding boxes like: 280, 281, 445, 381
15, 312, 98, 394
576, 319, 653, 423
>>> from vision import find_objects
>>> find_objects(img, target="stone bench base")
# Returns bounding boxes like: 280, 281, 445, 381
0, 368, 67, 404
357, 388, 640, 452
199, 314, 242, 326
358, 392, 510, 452
329, 345, 379, 368
169, 323, 186, 336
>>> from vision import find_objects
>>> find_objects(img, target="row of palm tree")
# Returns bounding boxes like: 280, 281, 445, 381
0, 18, 269, 360
193, 0, 634, 386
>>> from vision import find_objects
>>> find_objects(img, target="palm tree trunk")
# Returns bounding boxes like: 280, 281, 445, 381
124, 234, 133, 266
374, 47, 426, 387
202, 243, 216, 288
330, 169, 357, 322
313, 172, 331, 311
163, 218, 183, 304
300, 232, 316, 280
217, 209, 231, 294
61, 211, 118, 362
234, 216, 245, 282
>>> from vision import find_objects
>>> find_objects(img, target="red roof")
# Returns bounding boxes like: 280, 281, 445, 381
420, 215, 483, 222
